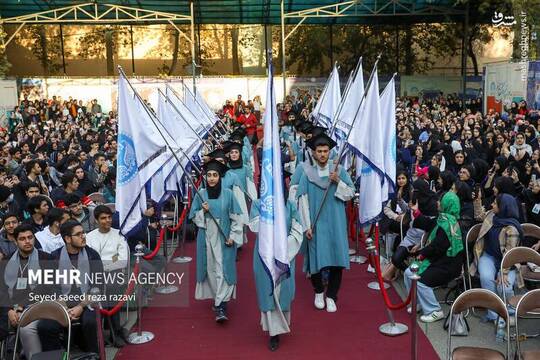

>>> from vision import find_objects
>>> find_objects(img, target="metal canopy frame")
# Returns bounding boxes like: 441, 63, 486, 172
0, 2, 198, 92
280, 0, 467, 100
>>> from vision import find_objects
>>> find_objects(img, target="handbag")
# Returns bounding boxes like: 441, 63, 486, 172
443, 312, 469, 336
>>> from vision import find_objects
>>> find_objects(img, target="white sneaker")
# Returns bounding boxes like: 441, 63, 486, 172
367, 264, 375, 273
420, 311, 444, 323
326, 298, 337, 313
314, 293, 325, 310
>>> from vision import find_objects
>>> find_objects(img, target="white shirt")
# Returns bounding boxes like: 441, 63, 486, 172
87, 228, 128, 272
35, 226, 64, 254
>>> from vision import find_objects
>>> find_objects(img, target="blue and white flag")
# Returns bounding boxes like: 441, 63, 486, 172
116, 75, 171, 234
182, 84, 215, 131
312, 65, 341, 128
348, 67, 385, 225
259, 62, 289, 289
380, 75, 397, 199
334, 59, 364, 142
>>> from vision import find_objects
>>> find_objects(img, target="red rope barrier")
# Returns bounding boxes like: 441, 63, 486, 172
370, 225, 413, 311
100, 262, 140, 316
143, 227, 166, 260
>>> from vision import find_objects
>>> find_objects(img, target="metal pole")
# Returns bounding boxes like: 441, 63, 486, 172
329, 24, 334, 69
190, 0, 197, 95
159, 89, 215, 148
59, 25, 66, 75
409, 263, 421, 360
127, 244, 155, 344
155, 216, 179, 295
350, 193, 366, 264
311, 55, 381, 233
173, 171, 194, 264
281, 0, 287, 101
130, 25, 135, 75
395, 25, 399, 74
119, 67, 228, 240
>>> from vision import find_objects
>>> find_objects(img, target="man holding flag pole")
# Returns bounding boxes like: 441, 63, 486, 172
249, 53, 304, 351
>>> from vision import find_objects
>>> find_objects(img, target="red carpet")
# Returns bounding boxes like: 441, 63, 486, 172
116, 238, 439, 360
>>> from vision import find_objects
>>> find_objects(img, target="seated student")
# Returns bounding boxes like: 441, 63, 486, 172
22, 195, 50, 233
471, 193, 524, 326
35, 208, 71, 254
50, 171, 95, 209
0, 212, 19, 259
86, 205, 128, 347
0, 224, 54, 359
405, 192, 464, 323
39, 220, 103, 354
14, 181, 41, 220
64, 193, 96, 233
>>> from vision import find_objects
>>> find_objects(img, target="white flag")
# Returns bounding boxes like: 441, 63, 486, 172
348, 67, 385, 224
334, 59, 364, 142
116, 75, 171, 234
258, 63, 289, 288
312, 65, 341, 128
380, 76, 397, 198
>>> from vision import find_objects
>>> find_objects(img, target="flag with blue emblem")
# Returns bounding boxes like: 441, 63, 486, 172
116, 75, 170, 235
258, 61, 289, 289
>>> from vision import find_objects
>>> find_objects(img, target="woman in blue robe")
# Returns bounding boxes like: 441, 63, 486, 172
189, 159, 244, 323
249, 199, 303, 351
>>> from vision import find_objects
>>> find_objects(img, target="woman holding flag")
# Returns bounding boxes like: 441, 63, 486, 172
249, 197, 303, 351
189, 159, 244, 323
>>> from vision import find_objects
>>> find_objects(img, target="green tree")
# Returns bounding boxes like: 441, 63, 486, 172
17, 25, 64, 75
77, 25, 128, 76
0, 26, 11, 77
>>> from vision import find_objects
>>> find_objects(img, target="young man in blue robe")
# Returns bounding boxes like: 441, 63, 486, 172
297, 133, 355, 313
189, 160, 244, 322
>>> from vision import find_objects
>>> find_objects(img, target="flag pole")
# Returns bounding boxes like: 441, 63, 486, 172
310, 54, 382, 234
158, 89, 212, 152
308, 63, 335, 125
165, 84, 223, 145
177, 81, 229, 135
329, 56, 363, 137
118, 66, 229, 240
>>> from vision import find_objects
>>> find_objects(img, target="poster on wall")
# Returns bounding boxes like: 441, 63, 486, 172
484, 62, 528, 114
527, 61, 540, 110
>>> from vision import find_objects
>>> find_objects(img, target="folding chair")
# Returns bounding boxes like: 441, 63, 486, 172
88, 192, 106, 205
464, 223, 481, 290
521, 223, 540, 285
447, 288, 510, 360
515, 289, 540, 360
13, 301, 71, 360
500, 247, 540, 315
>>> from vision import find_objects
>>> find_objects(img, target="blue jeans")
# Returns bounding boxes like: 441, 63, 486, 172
404, 267, 441, 315
478, 253, 516, 320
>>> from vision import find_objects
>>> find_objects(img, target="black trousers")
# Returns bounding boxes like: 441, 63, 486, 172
310, 266, 343, 302
38, 307, 98, 354
391, 246, 410, 271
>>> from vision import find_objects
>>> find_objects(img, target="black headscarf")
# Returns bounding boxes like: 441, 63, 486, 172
412, 179, 438, 217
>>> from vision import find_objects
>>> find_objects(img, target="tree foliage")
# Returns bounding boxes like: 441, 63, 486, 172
0, 26, 11, 78
17, 25, 65, 75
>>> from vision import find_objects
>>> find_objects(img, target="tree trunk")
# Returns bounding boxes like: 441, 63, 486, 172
467, 33, 479, 76
231, 26, 240, 75
105, 29, 114, 76
38, 26, 49, 75
403, 26, 414, 75
168, 28, 180, 76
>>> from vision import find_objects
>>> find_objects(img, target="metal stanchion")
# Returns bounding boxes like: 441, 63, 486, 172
365, 242, 408, 336
173, 173, 193, 264
128, 244, 155, 344
155, 217, 179, 294
350, 193, 367, 264
89, 287, 107, 360
409, 263, 420, 360
365, 238, 390, 290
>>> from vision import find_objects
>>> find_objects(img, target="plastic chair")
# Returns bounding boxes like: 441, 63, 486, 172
500, 247, 540, 313
88, 192, 106, 205
447, 289, 510, 360
515, 289, 540, 360
13, 301, 71, 360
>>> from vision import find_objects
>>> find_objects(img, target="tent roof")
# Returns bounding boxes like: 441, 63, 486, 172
0, 1, 474, 25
